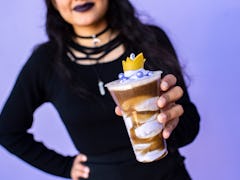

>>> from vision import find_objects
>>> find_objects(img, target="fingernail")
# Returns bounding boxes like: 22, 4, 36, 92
161, 81, 168, 90
158, 97, 166, 107
158, 113, 167, 123
84, 167, 90, 173
83, 173, 89, 178
82, 155, 87, 161
163, 130, 170, 139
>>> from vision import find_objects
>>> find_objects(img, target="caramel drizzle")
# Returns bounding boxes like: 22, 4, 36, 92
127, 110, 165, 155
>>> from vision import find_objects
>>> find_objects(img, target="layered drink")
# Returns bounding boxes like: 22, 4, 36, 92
105, 53, 167, 162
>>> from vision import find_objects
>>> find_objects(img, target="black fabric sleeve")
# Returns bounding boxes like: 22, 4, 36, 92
0, 43, 75, 178
149, 25, 200, 150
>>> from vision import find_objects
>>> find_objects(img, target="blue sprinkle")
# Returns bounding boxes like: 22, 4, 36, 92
136, 71, 144, 78
147, 71, 153, 76
118, 73, 125, 79
120, 77, 128, 82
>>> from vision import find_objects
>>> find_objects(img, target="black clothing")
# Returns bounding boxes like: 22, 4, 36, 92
0, 26, 200, 179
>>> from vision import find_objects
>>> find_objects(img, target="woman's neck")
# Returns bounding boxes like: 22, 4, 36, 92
73, 23, 112, 47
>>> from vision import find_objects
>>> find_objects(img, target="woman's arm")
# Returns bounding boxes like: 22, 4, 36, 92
0, 43, 75, 178
149, 25, 200, 150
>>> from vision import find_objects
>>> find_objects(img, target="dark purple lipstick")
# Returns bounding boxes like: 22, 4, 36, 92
73, 2, 94, 12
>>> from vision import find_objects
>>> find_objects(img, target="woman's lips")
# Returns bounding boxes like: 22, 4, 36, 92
73, 2, 94, 12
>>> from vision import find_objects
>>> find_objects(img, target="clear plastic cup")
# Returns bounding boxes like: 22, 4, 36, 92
105, 71, 167, 162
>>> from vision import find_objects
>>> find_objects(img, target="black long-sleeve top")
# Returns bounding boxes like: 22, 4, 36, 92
0, 27, 200, 179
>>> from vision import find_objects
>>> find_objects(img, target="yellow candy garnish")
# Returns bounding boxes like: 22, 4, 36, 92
122, 52, 146, 72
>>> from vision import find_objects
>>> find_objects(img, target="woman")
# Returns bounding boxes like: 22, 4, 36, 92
0, 0, 200, 179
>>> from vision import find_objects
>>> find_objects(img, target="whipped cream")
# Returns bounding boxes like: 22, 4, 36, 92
118, 68, 153, 82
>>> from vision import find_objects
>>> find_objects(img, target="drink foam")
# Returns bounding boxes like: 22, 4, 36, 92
105, 71, 162, 91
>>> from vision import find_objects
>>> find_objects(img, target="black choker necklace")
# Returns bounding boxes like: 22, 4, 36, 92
67, 35, 123, 96
75, 26, 110, 46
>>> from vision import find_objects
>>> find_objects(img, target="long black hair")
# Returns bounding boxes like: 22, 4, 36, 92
44, 0, 185, 96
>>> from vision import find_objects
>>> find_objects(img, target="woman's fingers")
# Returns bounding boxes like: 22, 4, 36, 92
157, 74, 184, 138
158, 86, 183, 108
72, 167, 90, 180
162, 118, 180, 139
157, 104, 184, 139
160, 74, 177, 91
75, 154, 88, 162
71, 154, 90, 180
115, 106, 122, 116
158, 104, 184, 124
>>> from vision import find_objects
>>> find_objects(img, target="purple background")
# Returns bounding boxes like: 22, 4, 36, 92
0, 1, 240, 179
